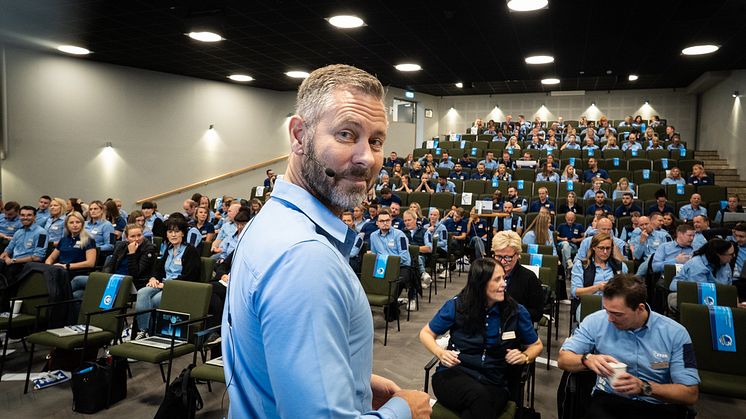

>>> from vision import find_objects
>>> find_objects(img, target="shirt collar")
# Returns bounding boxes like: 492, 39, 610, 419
270, 179, 356, 256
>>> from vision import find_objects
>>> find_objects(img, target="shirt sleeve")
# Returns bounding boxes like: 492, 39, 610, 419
4, 230, 20, 256
429, 298, 457, 335
561, 312, 599, 355
100, 223, 115, 251
32, 230, 49, 259
570, 259, 584, 298
516, 304, 539, 344
667, 328, 701, 386
651, 243, 668, 273
256, 242, 411, 418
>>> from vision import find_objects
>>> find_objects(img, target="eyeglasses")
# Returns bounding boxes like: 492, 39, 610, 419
595, 246, 612, 252
494, 253, 517, 262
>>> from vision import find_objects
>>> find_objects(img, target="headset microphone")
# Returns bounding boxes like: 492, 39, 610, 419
324, 167, 336, 178
304, 152, 336, 178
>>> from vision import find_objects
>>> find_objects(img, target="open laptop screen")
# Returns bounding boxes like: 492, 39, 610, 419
155, 310, 190, 340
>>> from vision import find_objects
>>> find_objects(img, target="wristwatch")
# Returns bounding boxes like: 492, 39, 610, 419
10, 258, 16, 264
640, 380, 653, 396
581, 353, 591, 367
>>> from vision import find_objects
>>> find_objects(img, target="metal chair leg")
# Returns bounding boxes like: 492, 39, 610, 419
23, 343, 35, 394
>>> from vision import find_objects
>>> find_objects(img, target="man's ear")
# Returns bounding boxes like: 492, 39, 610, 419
288, 115, 306, 156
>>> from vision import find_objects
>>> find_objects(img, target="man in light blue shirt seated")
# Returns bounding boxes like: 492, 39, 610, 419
0, 201, 22, 250
222, 64, 430, 419
35, 195, 51, 228
660, 166, 686, 186
437, 152, 455, 170
435, 176, 456, 194
678, 193, 707, 222
559, 274, 700, 417
479, 151, 499, 171
691, 215, 710, 251
621, 132, 644, 152
448, 163, 468, 180
562, 134, 581, 150
630, 215, 671, 277
651, 224, 695, 273
0, 206, 48, 279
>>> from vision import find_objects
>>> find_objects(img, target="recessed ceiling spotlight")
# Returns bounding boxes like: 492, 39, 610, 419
285, 71, 310, 79
228, 74, 254, 82
507, 0, 549, 12
525, 55, 554, 65
681, 44, 719, 56
541, 78, 560, 85
395, 63, 422, 72
628, 74, 639, 81
187, 31, 223, 42
57, 45, 90, 55
455, 82, 463, 88
327, 15, 365, 28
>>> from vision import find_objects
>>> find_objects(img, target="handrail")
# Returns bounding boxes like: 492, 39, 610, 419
136, 154, 289, 204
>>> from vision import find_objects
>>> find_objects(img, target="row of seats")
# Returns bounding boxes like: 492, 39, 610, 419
413, 145, 693, 160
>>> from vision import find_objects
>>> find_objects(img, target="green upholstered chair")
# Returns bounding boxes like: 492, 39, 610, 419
108, 280, 212, 388
200, 257, 216, 283
200, 240, 214, 258
23, 272, 133, 393
424, 356, 531, 419
676, 282, 738, 311
679, 303, 746, 399
521, 243, 555, 255
189, 325, 225, 393
0, 271, 49, 379
579, 294, 603, 322
359, 253, 400, 346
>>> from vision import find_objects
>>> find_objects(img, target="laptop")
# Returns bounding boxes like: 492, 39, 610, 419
516, 160, 537, 169
130, 309, 190, 349
723, 212, 746, 223
475, 200, 493, 215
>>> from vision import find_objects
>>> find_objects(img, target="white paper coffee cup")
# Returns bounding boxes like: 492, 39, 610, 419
609, 362, 627, 386
12, 300, 22, 315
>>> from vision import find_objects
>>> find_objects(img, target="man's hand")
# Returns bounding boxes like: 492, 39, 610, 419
392, 389, 432, 419
147, 278, 160, 288
612, 372, 644, 396
370, 375, 400, 409
583, 353, 619, 377
675, 252, 691, 263
127, 240, 139, 254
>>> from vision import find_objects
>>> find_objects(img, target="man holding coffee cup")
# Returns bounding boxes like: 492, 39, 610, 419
558, 274, 699, 417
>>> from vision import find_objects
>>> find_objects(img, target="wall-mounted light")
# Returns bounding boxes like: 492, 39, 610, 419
104, 141, 113, 148
733, 91, 739, 98
209, 124, 214, 130
591, 102, 596, 106
644, 99, 650, 105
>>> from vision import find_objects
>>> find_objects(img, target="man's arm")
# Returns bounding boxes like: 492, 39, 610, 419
612, 374, 698, 405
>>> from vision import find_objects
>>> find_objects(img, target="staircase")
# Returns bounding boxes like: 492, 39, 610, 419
695, 150, 746, 201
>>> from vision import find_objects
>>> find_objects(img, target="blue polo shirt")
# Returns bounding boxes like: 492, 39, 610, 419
679, 205, 707, 222
370, 228, 411, 267
84, 219, 115, 251
670, 254, 732, 291
5, 224, 48, 259
493, 215, 523, 233
56, 235, 96, 264
443, 217, 468, 238
630, 230, 671, 260
471, 171, 490, 180
651, 241, 694, 273
562, 306, 699, 403
223, 179, 410, 418
197, 221, 215, 239
0, 214, 22, 238
216, 220, 237, 242
557, 223, 584, 240
436, 181, 456, 194
44, 216, 66, 244
164, 243, 188, 280
186, 227, 203, 247
583, 168, 609, 183
529, 199, 555, 213
35, 209, 50, 228
448, 171, 468, 180
423, 222, 449, 252
468, 218, 489, 241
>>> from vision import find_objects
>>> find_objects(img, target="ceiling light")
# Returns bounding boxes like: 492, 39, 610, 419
228, 74, 254, 82
327, 15, 365, 28
285, 71, 310, 79
681, 44, 719, 56
591, 102, 596, 106
187, 31, 223, 42
455, 82, 463, 88
541, 78, 560, 85
628, 74, 639, 81
733, 91, 739, 98
395, 63, 422, 72
57, 45, 90, 55
507, 0, 549, 12
525, 55, 554, 65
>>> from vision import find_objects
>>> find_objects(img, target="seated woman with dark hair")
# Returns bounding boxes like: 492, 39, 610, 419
104, 199, 127, 240
668, 238, 734, 310
127, 210, 152, 239
419, 258, 543, 418
45, 211, 96, 278
133, 216, 200, 340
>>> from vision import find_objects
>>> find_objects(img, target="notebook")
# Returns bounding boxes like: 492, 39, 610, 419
47, 324, 103, 337
205, 356, 224, 367
130, 309, 190, 349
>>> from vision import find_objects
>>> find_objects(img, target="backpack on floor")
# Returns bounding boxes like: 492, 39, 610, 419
154, 364, 203, 419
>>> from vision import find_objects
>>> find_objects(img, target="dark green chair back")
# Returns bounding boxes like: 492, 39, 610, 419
153, 236, 164, 255
677, 282, 738, 309
521, 244, 554, 255
579, 295, 603, 322
200, 257, 216, 283
16, 271, 49, 317
160, 280, 212, 342
82, 273, 134, 332
201, 240, 214, 257
663, 264, 679, 290
431, 193, 455, 210
360, 254, 400, 303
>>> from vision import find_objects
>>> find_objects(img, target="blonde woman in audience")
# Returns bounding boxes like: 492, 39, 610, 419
494, 164, 512, 181
578, 116, 588, 129
561, 165, 580, 183
687, 163, 713, 186
506, 136, 522, 152
601, 135, 619, 150
46, 211, 96, 278
559, 191, 583, 214
44, 197, 67, 247
85, 200, 115, 251
408, 202, 425, 224
612, 177, 635, 200
521, 212, 557, 255
424, 163, 439, 179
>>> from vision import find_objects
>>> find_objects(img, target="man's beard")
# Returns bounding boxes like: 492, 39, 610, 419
301, 138, 373, 210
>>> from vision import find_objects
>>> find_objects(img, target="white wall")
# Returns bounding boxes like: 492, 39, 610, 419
382, 86, 439, 154
2, 45, 295, 213
436, 89, 697, 141
698, 70, 746, 157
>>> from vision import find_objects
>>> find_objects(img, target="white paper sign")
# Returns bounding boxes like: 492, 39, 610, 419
461, 193, 473, 205
255, 186, 265, 197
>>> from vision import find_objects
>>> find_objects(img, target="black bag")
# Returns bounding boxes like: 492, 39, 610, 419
557, 370, 596, 419
71, 356, 128, 414
154, 364, 203, 419
45, 346, 99, 372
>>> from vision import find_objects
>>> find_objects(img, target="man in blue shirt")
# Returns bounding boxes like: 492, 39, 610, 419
678, 193, 707, 222
479, 151, 498, 171
614, 193, 642, 218
630, 215, 671, 277
557, 211, 584, 269
0, 206, 48, 282
621, 132, 643, 152
211, 202, 241, 257
647, 190, 675, 216
529, 187, 555, 214
583, 158, 611, 184
651, 224, 695, 273
448, 163, 468, 180
691, 215, 711, 251
435, 176, 456, 194
506, 186, 528, 213
492, 201, 523, 235
223, 65, 430, 418
377, 187, 402, 206
443, 208, 468, 252
576, 218, 626, 262
559, 274, 699, 416
586, 191, 612, 216
437, 152, 455, 170
730, 222, 746, 279
470, 163, 490, 180
389, 202, 404, 231
263, 168, 276, 188
0, 201, 22, 251
35, 195, 51, 228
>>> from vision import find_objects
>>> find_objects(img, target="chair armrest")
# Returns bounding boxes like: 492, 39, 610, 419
194, 324, 221, 338
34, 298, 81, 310
84, 306, 128, 318
9, 293, 49, 303
172, 314, 212, 329
423, 355, 439, 393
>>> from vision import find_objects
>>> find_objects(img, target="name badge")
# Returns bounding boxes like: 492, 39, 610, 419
573, 229, 579, 235
25, 240, 33, 248
174, 258, 182, 266
52, 225, 60, 231
91, 229, 98, 235
7, 226, 14, 231
650, 361, 669, 370
501, 331, 516, 340
74, 241, 81, 249
388, 240, 395, 248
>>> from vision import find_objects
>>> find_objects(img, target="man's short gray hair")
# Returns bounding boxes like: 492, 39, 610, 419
296, 64, 386, 139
